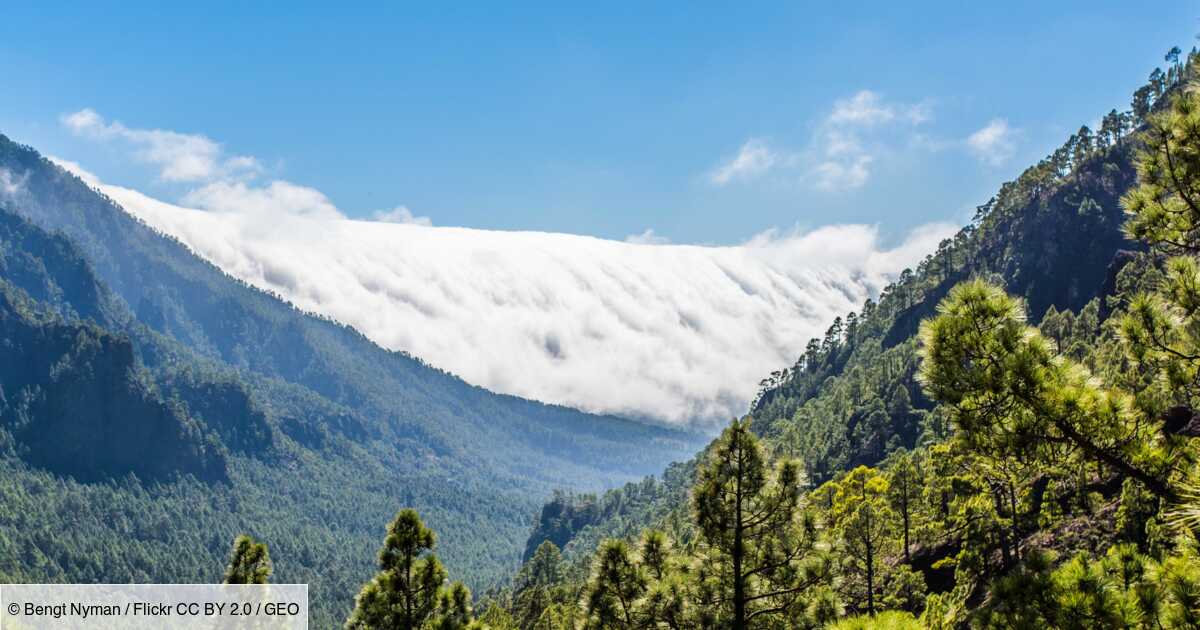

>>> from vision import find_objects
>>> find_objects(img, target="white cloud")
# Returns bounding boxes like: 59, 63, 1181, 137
372, 205, 432, 226
58, 109, 391, 225
967, 118, 1017, 166
711, 91, 931, 193
64, 163, 956, 427
812, 155, 874, 192
624, 228, 671, 245
61, 108, 260, 182
709, 139, 778, 186
182, 180, 345, 221
51, 111, 960, 426
46, 156, 101, 187
0, 168, 28, 196
828, 90, 930, 126
806, 91, 933, 192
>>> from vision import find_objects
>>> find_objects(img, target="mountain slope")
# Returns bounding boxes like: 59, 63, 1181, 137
522, 59, 1164, 573
0, 139, 705, 624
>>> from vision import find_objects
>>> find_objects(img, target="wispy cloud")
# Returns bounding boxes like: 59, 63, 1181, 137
966, 118, 1017, 166
372, 205, 433, 226
624, 228, 671, 245
709, 139, 778, 186
828, 90, 931, 127
62, 109, 260, 183
710, 90, 932, 193
810, 90, 930, 192
60, 108, 427, 226
181, 180, 345, 221
0, 168, 28, 196
811, 155, 874, 192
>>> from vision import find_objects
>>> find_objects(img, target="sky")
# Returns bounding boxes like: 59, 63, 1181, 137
1, 3, 1197, 427
3, 2, 1196, 245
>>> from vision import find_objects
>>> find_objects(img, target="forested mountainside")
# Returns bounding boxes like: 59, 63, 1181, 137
0, 142, 705, 625
455, 47, 1200, 629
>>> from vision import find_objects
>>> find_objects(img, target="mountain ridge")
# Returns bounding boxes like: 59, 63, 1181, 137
0, 135, 705, 625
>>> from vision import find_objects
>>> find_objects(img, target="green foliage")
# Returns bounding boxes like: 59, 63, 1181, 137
430, 582, 477, 630
509, 541, 568, 628
490, 46, 1200, 630
582, 539, 646, 628
0, 276, 227, 483
0, 129, 704, 624
692, 419, 830, 628
887, 450, 921, 563
223, 534, 272, 584
345, 509, 456, 630
975, 542, 1200, 629
828, 466, 896, 614
828, 610, 922, 630
919, 279, 1179, 500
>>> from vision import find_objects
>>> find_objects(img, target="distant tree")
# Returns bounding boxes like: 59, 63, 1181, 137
887, 451, 921, 563
1166, 45, 1182, 66
345, 508, 450, 630
222, 534, 272, 584
1100, 109, 1125, 147
1133, 85, 1155, 119
829, 466, 895, 614
691, 418, 829, 629
1075, 125, 1094, 159
513, 541, 565, 628
638, 530, 670, 581
1150, 68, 1166, 97
1039, 305, 1073, 353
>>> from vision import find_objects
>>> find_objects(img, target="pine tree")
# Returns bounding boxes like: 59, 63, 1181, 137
582, 539, 645, 629
918, 279, 1177, 501
430, 581, 475, 630
1121, 82, 1200, 415
829, 466, 895, 614
513, 541, 565, 628
345, 508, 449, 630
222, 534, 272, 584
887, 451, 920, 563
691, 418, 829, 628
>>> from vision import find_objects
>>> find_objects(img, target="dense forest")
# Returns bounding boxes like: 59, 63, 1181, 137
277, 46, 1200, 628
5, 28, 1200, 630
0, 137, 705, 625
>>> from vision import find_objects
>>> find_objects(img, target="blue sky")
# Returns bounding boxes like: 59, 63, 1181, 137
2, 2, 1196, 244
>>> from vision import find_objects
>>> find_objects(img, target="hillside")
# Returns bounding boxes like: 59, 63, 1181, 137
487, 47, 1200, 630
0, 141, 706, 625
520, 68, 1147, 569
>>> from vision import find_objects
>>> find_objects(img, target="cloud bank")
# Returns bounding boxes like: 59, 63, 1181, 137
52, 159, 953, 427
50, 110, 959, 427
